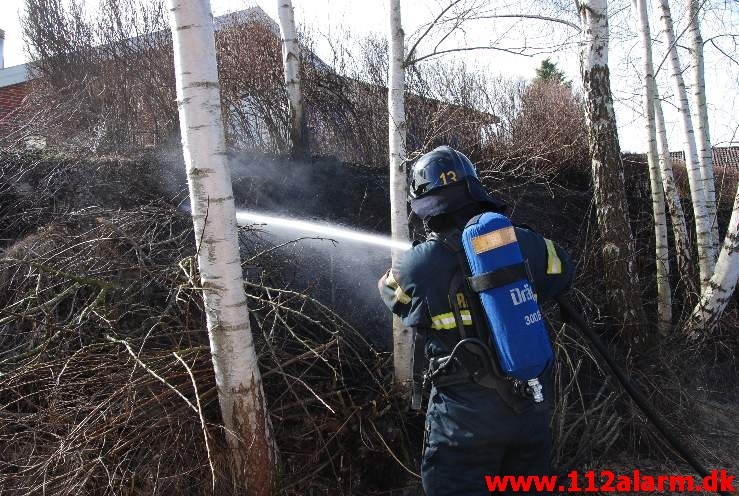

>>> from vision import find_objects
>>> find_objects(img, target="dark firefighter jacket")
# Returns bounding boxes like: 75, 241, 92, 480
378, 225, 574, 361
378, 224, 574, 496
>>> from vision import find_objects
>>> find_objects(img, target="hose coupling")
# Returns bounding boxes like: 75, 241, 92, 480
527, 378, 544, 403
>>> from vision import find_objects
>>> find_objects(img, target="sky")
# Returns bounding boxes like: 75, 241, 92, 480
0, 0, 737, 153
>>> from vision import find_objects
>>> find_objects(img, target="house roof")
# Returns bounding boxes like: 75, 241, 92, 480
214, 6, 280, 35
713, 146, 739, 169
670, 147, 739, 170
0, 63, 30, 89
0, 6, 288, 90
214, 7, 330, 72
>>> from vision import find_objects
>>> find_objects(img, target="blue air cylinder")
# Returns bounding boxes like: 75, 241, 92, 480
461, 212, 553, 381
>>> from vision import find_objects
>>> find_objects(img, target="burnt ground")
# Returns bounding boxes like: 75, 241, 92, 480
221, 151, 739, 484
224, 152, 739, 484
163, 147, 739, 472
0, 148, 736, 494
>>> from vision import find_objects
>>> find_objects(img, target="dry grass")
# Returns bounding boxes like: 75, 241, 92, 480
0, 150, 735, 494
0, 152, 417, 495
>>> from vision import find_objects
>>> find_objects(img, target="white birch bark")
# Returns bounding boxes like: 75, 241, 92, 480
654, 82, 695, 293
687, 0, 718, 255
577, 0, 646, 340
278, 0, 306, 159
634, 0, 671, 334
168, 1, 277, 492
388, 0, 412, 389
657, 0, 715, 286
687, 183, 739, 334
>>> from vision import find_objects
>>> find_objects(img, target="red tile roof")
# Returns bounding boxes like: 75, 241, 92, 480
669, 147, 739, 170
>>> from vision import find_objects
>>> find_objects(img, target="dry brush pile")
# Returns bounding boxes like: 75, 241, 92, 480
0, 149, 734, 495
0, 150, 634, 495
0, 151, 417, 495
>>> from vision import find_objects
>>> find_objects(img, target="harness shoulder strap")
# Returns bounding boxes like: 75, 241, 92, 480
448, 270, 469, 340
410, 328, 426, 410
431, 227, 463, 254
434, 226, 505, 379
433, 226, 470, 340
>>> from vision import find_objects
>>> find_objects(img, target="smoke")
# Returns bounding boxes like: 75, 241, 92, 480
153, 146, 399, 345
153, 145, 390, 220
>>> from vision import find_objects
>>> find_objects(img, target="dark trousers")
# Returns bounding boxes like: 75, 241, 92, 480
421, 385, 552, 495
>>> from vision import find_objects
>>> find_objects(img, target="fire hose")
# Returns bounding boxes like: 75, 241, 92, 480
556, 295, 731, 496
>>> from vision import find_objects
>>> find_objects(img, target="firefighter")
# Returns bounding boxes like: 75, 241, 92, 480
378, 146, 574, 495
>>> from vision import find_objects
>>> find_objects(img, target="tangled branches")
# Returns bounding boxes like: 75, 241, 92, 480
1, 149, 734, 494
0, 152, 415, 495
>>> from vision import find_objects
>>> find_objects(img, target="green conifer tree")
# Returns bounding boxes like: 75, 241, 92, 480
536, 58, 567, 84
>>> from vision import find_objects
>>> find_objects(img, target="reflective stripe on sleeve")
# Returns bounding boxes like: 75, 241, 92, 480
394, 286, 411, 304
544, 239, 563, 275
385, 270, 411, 304
431, 310, 473, 330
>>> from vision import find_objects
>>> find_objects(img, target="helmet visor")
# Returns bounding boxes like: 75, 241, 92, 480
409, 146, 477, 199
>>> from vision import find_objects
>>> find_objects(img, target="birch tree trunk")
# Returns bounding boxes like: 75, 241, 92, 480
687, 0, 718, 254
278, 0, 307, 159
388, 0, 412, 389
654, 82, 696, 293
687, 183, 739, 334
657, 0, 715, 285
634, 0, 671, 335
577, 0, 646, 342
168, 1, 277, 493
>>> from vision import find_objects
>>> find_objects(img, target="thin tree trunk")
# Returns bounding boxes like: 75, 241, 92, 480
657, 0, 715, 285
654, 82, 696, 294
687, 0, 718, 255
278, 0, 307, 159
577, 0, 646, 342
388, 0, 412, 389
687, 183, 739, 334
167, 1, 277, 493
634, 0, 671, 335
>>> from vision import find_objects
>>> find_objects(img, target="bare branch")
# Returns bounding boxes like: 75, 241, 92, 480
408, 43, 574, 65
470, 14, 581, 32
709, 38, 739, 66
405, 0, 465, 66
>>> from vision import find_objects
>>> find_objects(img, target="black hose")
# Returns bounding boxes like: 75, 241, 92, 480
556, 295, 731, 496
427, 337, 494, 380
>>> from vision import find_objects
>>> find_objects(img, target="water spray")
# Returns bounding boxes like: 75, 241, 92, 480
236, 210, 412, 251
235, 209, 727, 488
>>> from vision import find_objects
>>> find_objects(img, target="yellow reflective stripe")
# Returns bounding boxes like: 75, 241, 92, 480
431, 312, 455, 330
461, 310, 472, 324
394, 286, 411, 304
471, 226, 517, 254
545, 239, 562, 274
430, 310, 473, 330
385, 271, 411, 304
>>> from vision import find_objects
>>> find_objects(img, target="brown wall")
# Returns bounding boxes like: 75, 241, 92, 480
0, 82, 29, 121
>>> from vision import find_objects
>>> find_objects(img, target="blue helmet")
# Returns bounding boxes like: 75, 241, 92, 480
408, 146, 506, 219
